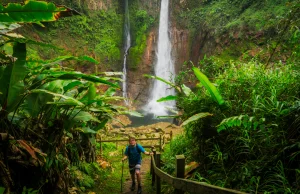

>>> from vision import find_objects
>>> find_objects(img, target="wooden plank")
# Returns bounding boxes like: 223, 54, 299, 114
152, 150, 156, 186
156, 152, 161, 194
143, 145, 160, 148
154, 165, 173, 185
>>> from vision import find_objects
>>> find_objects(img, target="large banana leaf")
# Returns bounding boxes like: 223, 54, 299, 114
121, 110, 144, 117
181, 112, 213, 127
144, 74, 181, 93
0, 1, 79, 24
70, 111, 100, 123
79, 83, 97, 104
2, 34, 59, 49
30, 89, 84, 107
63, 80, 82, 93
43, 71, 119, 88
0, 42, 27, 113
192, 67, 225, 106
157, 95, 178, 102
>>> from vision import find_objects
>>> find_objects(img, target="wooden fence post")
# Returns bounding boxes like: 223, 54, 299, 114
175, 155, 185, 194
152, 149, 157, 186
159, 134, 162, 151
100, 136, 102, 157
150, 147, 154, 175
156, 152, 161, 194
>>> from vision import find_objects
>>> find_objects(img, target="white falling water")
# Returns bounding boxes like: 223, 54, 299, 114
122, 0, 131, 105
144, 0, 175, 116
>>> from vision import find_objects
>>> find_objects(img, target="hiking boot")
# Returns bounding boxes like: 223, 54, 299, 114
137, 185, 142, 194
131, 182, 136, 191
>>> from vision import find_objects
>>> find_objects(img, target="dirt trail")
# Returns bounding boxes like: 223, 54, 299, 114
121, 156, 151, 194
119, 122, 183, 194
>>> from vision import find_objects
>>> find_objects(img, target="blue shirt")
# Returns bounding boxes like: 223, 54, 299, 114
125, 144, 145, 165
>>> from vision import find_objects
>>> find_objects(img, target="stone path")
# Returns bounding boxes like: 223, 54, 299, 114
121, 156, 151, 194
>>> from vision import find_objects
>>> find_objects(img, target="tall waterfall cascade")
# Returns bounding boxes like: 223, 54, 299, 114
122, 0, 131, 105
144, 0, 175, 116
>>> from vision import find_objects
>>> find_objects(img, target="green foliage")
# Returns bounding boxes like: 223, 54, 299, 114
181, 112, 213, 127
178, 0, 295, 34
166, 57, 300, 193
70, 165, 96, 188
193, 67, 225, 106
21, 187, 38, 194
28, 8, 123, 68
0, 1, 77, 24
162, 134, 192, 174
128, 7, 154, 69
0, 2, 127, 193
217, 115, 265, 133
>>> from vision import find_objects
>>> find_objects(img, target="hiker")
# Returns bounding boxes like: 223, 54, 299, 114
122, 136, 153, 194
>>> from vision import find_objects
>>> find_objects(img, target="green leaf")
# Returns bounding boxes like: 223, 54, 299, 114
181, 112, 213, 127
2, 34, 59, 49
30, 89, 84, 107
63, 80, 82, 93
192, 67, 225, 106
0, 22, 20, 34
0, 42, 27, 112
104, 87, 116, 97
157, 95, 178, 102
0, 1, 79, 24
0, 186, 5, 194
71, 111, 100, 123
45, 71, 119, 88
78, 56, 98, 64
88, 83, 97, 102
181, 84, 193, 96
144, 74, 181, 92
157, 115, 179, 119
92, 119, 108, 131
47, 99, 83, 106
81, 127, 97, 134
123, 110, 144, 117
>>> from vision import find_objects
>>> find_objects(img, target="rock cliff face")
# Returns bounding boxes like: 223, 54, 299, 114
86, 0, 113, 10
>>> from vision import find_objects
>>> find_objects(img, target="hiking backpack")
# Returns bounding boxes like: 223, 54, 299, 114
127, 144, 142, 156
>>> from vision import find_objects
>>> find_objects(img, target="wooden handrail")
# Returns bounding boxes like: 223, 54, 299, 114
150, 155, 247, 194
98, 133, 171, 156
99, 137, 160, 142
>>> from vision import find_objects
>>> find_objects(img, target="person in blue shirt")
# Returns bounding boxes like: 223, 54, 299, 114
122, 136, 152, 194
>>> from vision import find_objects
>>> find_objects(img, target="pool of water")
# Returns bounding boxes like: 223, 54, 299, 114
126, 112, 174, 127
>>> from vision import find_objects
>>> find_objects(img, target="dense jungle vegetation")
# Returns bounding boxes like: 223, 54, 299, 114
0, 0, 300, 194
161, 1, 300, 194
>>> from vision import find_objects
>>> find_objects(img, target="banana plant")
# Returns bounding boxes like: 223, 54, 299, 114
0, 1, 132, 193
0, 1, 78, 115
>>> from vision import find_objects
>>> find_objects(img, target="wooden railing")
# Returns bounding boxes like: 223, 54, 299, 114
150, 149, 247, 194
98, 132, 172, 156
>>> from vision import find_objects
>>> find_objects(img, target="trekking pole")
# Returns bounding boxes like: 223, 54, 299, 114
121, 148, 124, 193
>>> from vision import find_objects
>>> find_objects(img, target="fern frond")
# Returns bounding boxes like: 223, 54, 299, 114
217, 115, 265, 133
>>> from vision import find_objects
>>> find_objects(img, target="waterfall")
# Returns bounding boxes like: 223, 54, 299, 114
122, 0, 131, 105
144, 0, 175, 116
